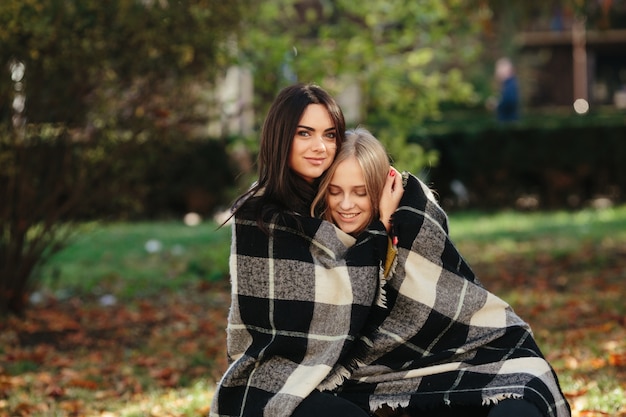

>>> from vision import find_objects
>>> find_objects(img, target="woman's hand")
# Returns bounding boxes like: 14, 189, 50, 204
379, 167, 404, 232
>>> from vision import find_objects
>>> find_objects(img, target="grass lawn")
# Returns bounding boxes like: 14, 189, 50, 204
1, 206, 625, 416
36, 221, 232, 299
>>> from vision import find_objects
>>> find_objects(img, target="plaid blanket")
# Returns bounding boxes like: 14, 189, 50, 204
210, 202, 388, 417
333, 174, 571, 417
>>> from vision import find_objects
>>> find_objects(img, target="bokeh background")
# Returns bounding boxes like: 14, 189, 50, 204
1, 1, 625, 416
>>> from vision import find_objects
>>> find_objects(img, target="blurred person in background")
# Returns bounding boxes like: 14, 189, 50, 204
494, 57, 520, 122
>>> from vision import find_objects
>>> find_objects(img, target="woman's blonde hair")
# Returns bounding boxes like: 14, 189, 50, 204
311, 127, 390, 234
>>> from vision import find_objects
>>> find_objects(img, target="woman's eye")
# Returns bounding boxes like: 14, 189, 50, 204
297, 130, 311, 137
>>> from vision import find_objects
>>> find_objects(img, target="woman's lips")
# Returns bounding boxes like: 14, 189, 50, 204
305, 157, 325, 166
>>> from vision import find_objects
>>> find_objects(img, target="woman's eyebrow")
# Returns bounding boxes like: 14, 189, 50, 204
328, 184, 366, 189
297, 125, 337, 132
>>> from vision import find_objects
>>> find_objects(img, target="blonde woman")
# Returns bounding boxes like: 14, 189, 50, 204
312, 127, 402, 236
312, 128, 571, 417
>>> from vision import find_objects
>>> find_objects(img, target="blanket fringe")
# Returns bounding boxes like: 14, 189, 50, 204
376, 267, 388, 308
317, 365, 352, 392
317, 337, 372, 392
377, 237, 398, 308
369, 398, 411, 413
481, 393, 523, 406
369, 393, 524, 415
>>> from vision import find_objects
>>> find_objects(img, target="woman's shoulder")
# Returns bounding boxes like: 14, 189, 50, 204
402, 172, 439, 204
235, 198, 320, 231
397, 172, 449, 226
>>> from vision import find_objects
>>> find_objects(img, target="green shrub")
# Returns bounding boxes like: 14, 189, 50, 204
414, 111, 626, 210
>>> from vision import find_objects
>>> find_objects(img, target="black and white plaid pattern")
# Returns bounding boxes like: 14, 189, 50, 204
333, 174, 571, 417
210, 205, 387, 417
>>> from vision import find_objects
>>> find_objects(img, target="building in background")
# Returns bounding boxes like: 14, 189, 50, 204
514, 4, 626, 109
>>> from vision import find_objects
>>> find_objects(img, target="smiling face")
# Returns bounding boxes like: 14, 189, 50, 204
288, 104, 338, 183
326, 156, 373, 235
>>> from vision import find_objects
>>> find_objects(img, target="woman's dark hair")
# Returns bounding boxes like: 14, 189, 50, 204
233, 83, 346, 227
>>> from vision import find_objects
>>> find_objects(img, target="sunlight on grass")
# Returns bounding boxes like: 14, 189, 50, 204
105, 380, 214, 417
449, 204, 626, 263
37, 220, 231, 300
450, 204, 626, 242
561, 373, 626, 416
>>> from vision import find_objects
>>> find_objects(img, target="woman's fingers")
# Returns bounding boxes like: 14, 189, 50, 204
379, 167, 404, 231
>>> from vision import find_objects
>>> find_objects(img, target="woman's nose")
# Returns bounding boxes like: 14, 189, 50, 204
311, 135, 327, 152
339, 195, 354, 209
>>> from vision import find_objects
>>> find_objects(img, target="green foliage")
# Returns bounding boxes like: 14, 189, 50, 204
0, 0, 250, 314
486, 0, 626, 29
0, 125, 89, 314
418, 111, 626, 210
0, 124, 235, 314
0, 0, 250, 125
238, 0, 484, 173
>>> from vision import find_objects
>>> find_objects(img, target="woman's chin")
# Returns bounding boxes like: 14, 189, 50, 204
337, 220, 366, 235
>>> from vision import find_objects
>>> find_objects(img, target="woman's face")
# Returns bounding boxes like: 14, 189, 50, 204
326, 156, 373, 235
289, 104, 338, 183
